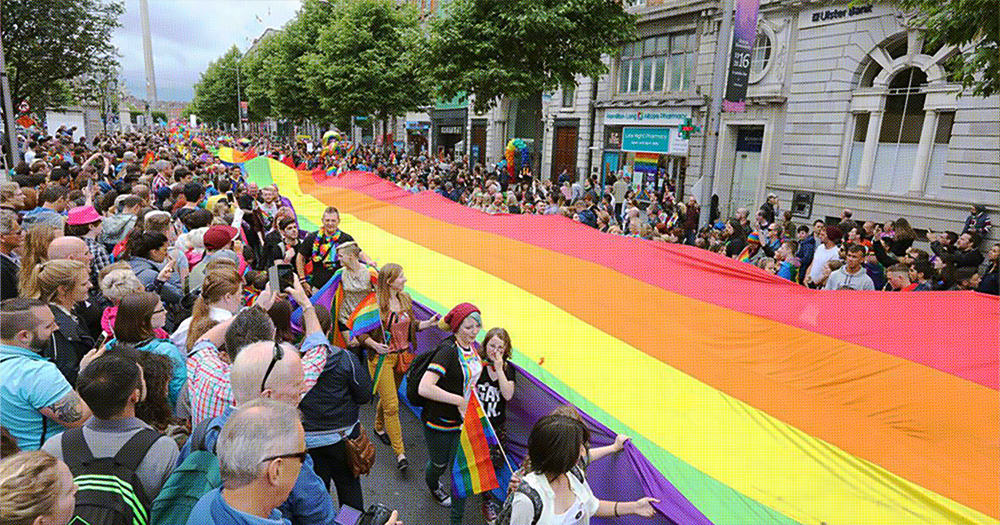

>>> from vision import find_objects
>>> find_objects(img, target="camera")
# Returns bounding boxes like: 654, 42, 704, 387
357, 504, 394, 525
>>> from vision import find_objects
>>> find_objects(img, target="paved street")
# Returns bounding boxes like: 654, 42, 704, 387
356, 397, 489, 525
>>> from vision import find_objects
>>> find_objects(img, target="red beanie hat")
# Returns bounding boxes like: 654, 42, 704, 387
438, 302, 481, 332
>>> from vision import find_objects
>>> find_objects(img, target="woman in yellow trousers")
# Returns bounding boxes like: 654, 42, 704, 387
371, 263, 440, 471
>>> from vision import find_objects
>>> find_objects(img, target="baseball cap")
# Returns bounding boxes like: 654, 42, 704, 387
203, 225, 239, 251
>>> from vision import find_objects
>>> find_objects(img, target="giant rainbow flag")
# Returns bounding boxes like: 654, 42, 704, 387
232, 152, 999, 525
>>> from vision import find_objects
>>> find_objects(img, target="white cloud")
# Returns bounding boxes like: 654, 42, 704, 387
112, 0, 302, 102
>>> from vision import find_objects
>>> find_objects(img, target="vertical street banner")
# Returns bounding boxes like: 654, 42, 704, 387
723, 0, 761, 112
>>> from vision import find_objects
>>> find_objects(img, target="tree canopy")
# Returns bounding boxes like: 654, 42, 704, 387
894, 0, 999, 97
425, 0, 636, 113
303, 0, 430, 130
1, 0, 123, 115
189, 46, 245, 125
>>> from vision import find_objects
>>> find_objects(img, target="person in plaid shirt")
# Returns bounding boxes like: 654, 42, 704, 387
65, 205, 111, 287
186, 279, 328, 425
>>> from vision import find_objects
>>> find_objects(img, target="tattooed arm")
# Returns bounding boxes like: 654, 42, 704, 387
39, 391, 92, 428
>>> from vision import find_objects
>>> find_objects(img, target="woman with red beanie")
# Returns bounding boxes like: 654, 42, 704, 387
417, 302, 483, 523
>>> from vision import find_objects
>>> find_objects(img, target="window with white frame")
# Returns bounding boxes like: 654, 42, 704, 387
618, 32, 694, 95
870, 67, 927, 194
845, 31, 959, 196
749, 33, 771, 82
562, 84, 575, 108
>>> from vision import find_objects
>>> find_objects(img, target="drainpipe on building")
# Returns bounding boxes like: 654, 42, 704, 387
698, 0, 736, 229
586, 75, 599, 192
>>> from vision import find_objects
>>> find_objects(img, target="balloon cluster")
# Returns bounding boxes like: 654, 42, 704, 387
505, 139, 529, 178
322, 130, 342, 146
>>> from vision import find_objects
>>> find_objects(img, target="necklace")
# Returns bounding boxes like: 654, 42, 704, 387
311, 230, 341, 266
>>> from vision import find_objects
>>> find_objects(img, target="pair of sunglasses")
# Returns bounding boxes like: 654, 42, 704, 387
260, 343, 284, 392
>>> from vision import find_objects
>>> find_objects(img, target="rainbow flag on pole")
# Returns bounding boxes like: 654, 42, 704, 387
141, 151, 155, 170
451, 393, 500, 499
634, 151, 659, 173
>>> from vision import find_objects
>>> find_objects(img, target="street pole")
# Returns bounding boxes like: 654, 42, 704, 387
236, 58, 242, 136
0, 29, 21, 166
698, 0, 736, 228
139, 0, 158, 127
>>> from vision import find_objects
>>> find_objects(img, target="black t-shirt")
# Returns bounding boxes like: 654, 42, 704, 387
476, 362, 515, 429
298, 230, 355, 289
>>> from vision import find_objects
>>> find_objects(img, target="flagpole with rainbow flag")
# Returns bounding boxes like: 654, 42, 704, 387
451, 386, 516, 500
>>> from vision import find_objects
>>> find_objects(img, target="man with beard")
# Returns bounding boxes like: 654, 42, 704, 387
0, 298, 97, 450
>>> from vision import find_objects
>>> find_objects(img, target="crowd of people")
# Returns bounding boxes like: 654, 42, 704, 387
0, 128, 677, 525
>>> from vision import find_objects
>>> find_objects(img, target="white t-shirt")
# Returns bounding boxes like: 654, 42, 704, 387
809, 243, 841, 282
510, 471, 600, 525
170, 307, 233, 349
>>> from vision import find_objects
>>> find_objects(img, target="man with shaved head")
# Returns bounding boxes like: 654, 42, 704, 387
47, 236, 92, 266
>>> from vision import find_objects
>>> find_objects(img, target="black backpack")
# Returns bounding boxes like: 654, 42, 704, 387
405, 346, 443, 408
61, 427, 161, 525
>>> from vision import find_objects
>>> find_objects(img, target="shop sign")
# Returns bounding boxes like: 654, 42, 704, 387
439, 126, 463, 134
406, 121, 430, 130
802, 3, 876, 27
604, 109, 689, 127
622, 127, 671, 154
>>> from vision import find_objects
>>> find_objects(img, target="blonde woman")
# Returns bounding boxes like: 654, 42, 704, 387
372, 263, 441, 471
0, 451, 77, 525
172, 267, 241, 351
17, 224, 62, 296
25, 260, 93, 385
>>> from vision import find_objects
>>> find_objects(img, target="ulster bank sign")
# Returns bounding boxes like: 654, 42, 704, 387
809, 3, 873, 24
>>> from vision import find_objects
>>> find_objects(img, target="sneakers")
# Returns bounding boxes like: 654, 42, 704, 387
430, 482, 452, 507
397, 456, 409, 472
373, 428, 391, 447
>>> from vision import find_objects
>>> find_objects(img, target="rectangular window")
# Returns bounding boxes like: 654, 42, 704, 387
846, 113, 869, 188
934, 111, 954, 143
617, 31, 695, 95
562, 84, 575, 108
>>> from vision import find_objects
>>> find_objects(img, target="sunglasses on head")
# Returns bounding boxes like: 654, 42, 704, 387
261, 342, 284, 392
260, 450, 308, 464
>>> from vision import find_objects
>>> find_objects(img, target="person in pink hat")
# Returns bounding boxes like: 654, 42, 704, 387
64, 205, 110, 286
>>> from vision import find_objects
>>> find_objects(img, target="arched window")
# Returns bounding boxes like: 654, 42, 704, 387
843, 31, 959, 196
749, 33, 771, 81
871, 67, 927, 193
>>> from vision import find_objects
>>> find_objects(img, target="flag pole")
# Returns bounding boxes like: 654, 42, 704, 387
469, 384, 517, 479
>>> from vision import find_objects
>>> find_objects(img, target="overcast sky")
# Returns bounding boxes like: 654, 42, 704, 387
112, 0, 302, 103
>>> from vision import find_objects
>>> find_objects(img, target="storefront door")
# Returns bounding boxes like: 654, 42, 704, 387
729, 126, 764, 215
552, 125, 579, 181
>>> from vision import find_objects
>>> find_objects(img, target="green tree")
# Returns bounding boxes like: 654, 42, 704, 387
893, 0, 999, 97
190, 46, 243, 125
263, 0, 337, 124
1, 0, 123, 114
426, 0, 635, 113
303, 0, 431, 136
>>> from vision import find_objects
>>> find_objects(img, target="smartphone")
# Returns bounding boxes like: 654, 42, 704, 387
269, 263, 295, 293
95, 332, 108, 352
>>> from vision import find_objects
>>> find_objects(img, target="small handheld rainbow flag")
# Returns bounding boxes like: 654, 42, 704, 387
348, 293, 381, 341
451, 393, 500, 499
141, 151, 155, 170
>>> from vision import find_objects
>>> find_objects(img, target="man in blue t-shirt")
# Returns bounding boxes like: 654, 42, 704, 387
0, 298, 94, 450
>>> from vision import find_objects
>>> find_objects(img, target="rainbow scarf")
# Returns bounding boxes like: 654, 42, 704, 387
451, 393, 500, 499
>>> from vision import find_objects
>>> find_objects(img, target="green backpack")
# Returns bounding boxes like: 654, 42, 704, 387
148, 420, 221, 525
